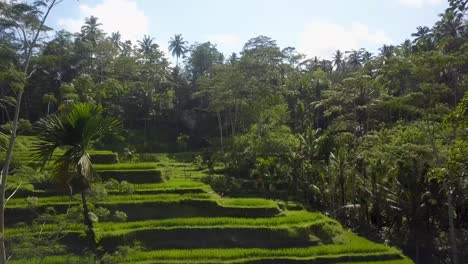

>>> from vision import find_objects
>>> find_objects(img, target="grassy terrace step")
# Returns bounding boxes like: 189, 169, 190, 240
10, 151, 119, 167
9, 253, 409, 264
6, 194, 281, 224
9, 180, 212, 198
97, 213, 335, 250
94, 163, 158, 170
97, 169, 162, 183
130, 180, 212, 194
9, 232, 410, 264
118, 233, 405, 264
8, 211, 335, 250
8, 211, 325, 235
95, 163, 162, 183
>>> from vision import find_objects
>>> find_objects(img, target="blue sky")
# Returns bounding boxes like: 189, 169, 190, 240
48, 0, 448, 60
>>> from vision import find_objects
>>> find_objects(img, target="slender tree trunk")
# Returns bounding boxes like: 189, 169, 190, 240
447, 186, 459, 264
217, 112, 224, 152
81, 191, 97, 255
0, 2, 60, 262
340, 171, 345, 207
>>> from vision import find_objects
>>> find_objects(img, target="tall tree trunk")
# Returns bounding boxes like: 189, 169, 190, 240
81, 191, 97, 255
217, 112, 224, 152
339, 170, 345, 207
0, 2, 60, 262
447, 185, 459, 264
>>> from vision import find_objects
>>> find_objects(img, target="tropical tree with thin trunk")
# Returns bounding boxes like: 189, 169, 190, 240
80, 16, 103, 43
411, 26, 435, 51
333, 50, 343, 71
434, 9, 465, 40
168, 34, 188, 68
33, 103, 121, 256
138, 35, 157, 56
0, 1, 63, 262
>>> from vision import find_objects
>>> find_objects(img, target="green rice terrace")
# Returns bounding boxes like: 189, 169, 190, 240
2, 136, 413, 264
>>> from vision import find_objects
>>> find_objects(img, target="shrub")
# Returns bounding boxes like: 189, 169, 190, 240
112, 211, 127, 222
95, 207, 111, 221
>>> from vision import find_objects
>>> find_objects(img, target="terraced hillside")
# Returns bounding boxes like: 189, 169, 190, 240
3, 137, 413, 264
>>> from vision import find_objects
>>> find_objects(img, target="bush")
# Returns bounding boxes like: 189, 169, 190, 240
112, 210, 127, 222
204, 175, 242, 196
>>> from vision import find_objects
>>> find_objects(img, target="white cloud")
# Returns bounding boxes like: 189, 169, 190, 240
58, 0, 149, 43
398, 0, 443, 8
298, 20, 391, 59
206, 34, 242, 46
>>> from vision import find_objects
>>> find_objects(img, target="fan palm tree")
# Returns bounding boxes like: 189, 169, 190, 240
168, 34, 188, 68
33, 103, 121, 254
80, 16, 103, 43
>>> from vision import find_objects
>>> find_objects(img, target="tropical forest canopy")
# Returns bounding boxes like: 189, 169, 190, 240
0, 0, 467, 264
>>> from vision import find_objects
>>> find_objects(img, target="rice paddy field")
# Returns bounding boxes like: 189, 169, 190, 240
3, 136, 414, 263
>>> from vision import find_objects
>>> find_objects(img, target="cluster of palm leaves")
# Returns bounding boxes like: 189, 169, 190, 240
33, 103, 121, 191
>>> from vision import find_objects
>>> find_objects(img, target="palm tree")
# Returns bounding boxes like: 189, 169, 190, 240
80, 16, 103, 43
109, 31, 122, 50
412, 26, 432, 43
434, 10, 465, 41
138, 35, 157, 56
361, 51, 373, 64
168, 34, 188, 68
33, 103, 121, 254
346, 50, 362, 68
398, 39, 413, 57
379, 45, 395, 60
333, 50, 343, 71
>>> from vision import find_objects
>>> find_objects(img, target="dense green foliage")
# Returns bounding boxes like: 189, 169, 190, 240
0, 0, 467, 263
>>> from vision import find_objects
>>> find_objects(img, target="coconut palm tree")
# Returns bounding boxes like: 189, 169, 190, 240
109, 31, 122, 50
138, 35, 158, 56
80, 16, 103, 43
434, 10, 465, 41
411, 26, 435, 51
412, 26, 433, 43
333, 50, 343, 71
379, 45, 395, 60
346, 50, 362, 68
168, 34, 188, 68
33, 103, 121, 254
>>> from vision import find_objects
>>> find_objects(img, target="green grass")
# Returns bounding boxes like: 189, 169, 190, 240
8, 210, 327, 236
94, 163, 158, 170
118, 232, 400, 262
7, 192, 279, 209
7, 193, 213, 208
8, 232, 409, 264
132, 180, 212, 193
219, 198, 278, 208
